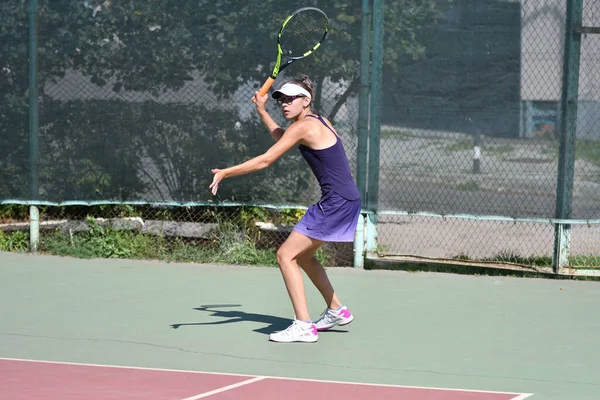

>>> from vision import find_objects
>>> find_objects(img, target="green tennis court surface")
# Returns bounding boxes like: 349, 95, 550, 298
0, 252, 598, 399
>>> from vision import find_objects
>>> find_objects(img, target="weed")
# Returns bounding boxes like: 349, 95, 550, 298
0, 230, 29, 252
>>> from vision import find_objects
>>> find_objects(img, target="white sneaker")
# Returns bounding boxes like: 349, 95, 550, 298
269, 320, 318, 343
314, 306, 354, 331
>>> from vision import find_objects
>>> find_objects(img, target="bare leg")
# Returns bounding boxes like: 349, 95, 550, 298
276, 231, 323, 322
296, 245, 342, 310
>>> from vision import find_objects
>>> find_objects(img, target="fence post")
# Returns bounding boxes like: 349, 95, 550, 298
30, 206, 39, 252
28, 0, 40, 251
365, 0, 384, 258
354, 0, 372, 268
357, 0, 371, 203
353, 214, 365, 268
553, 0, 583, 272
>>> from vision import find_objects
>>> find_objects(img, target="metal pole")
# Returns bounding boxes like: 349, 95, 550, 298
28, 0, 40, 251
553, 0, 583, 272
354, 0, 372, 268
28, 0, 39, 199
357, 0, 371, 203
366, 0, 384, 257
353, 214, 365, 268
30, 206, 39, 252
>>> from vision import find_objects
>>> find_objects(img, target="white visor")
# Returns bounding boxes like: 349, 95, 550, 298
272, 83, 312, 100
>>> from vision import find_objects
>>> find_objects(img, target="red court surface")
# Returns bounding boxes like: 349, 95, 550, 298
0, 358, 533, 400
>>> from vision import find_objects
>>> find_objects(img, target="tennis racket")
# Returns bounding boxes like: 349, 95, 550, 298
252, 7, 329, 102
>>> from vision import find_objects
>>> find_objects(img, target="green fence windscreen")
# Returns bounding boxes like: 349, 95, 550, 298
1, 0, 599, 268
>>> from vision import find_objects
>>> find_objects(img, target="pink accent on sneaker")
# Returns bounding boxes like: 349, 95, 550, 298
310, 324, 318, 335
339, 308, 352, 318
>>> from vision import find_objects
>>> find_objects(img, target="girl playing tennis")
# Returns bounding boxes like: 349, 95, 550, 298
210, 76, 360, 343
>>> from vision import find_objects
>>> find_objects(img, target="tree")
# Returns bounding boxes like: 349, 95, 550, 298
32, 0, 440, 119
0, 0, 440, 203
0, 1, 30, 199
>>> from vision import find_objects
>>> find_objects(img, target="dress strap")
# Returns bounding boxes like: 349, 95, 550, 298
306, 114, 337, 136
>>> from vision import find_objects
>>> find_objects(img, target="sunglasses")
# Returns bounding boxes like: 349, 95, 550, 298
276, 95, 306, 105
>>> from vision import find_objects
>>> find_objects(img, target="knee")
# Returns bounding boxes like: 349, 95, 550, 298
276, 246, 291, 266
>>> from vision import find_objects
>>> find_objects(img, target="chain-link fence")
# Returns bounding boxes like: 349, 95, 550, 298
1, 0, 599, 272
0, 0, 360, 267
373, 0, 599, 273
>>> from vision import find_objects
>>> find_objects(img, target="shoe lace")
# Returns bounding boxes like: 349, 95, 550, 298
318, 308, 336, 323
281, 320, 304, 336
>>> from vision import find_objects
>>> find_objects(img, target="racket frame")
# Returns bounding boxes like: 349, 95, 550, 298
253, 7, 328, 100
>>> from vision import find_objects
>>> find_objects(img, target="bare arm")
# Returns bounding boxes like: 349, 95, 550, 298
258, 109, 285, 141
209, 121, 307, 195
255, 92, 284, 141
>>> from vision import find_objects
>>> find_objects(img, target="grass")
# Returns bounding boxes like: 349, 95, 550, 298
444, 141, 516, 157
482, 251, 553, 267
486, 145, 515, 156
380, 128, 412, 139
2, 223, 597, 271
576, 139, 600, 168
0, 230, 29, 252
39, 228, 281, 266
457, 180, 480, 192
445, 140, 472, 152
569, 255, 600, 269
0, 203, 338, 267
537, 138, 600, 168
1, 216, 332, 268
39, 223, 281, 266
457, 251, 599, 270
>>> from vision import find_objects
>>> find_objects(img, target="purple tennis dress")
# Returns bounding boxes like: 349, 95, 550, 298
293, 114, 361, 242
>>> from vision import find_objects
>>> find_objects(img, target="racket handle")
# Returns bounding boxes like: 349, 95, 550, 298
252, 77, 275, 102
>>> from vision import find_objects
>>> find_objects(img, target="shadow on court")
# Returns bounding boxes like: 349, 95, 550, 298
2, 252, 598, 399
170, 304, 290, 335
170, 304, 350, 335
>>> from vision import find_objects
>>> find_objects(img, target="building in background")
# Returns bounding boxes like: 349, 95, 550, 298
383, 0, 599, 140
520, 0, 600, 139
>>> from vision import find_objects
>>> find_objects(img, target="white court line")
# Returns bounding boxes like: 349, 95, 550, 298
179, 376, 265, 400
510, 395, 534, 400
0, 357, 534, 398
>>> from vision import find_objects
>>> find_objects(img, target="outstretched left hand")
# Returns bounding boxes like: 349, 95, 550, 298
209, 169, 226, 195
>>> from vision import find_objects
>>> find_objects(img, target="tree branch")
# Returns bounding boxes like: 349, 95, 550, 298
328, 77, 360, 124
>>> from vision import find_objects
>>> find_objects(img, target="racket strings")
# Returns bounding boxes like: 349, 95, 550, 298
280, 10, 328, 57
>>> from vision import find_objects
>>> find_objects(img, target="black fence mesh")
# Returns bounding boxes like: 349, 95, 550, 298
1, 0, 599, 268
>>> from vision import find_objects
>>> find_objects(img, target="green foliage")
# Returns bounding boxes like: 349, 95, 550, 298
210, 218, 278, 266
0, 230, 29, 252
486, 145, 516, 156
445, 141, 472, 152
240, 207, 305, 226
484, 251, 553, 267
84, 217, 133, 259
39, 219, 285, 267
457, 180, 480, 192
27, 204, 338, 266
39, 225, 334, 268
0, 3, 36, 200
569, 255, 600, 269
43, 217, 135, 259
0, 204, 29, 221
2, 1, 439, 203
28, 95, 308, 203
576, 140, 600, 169
280, 208, 307, 226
